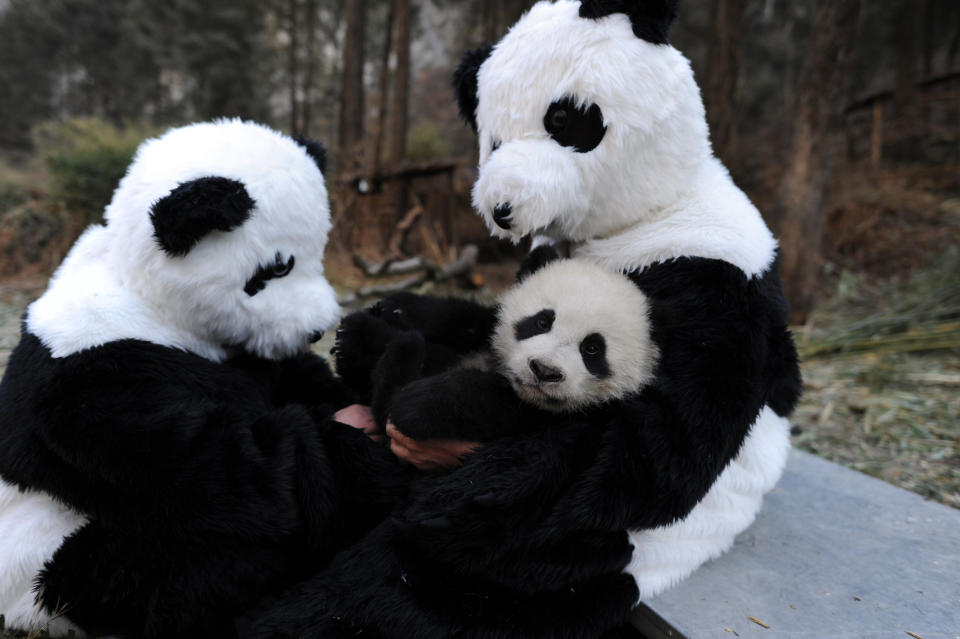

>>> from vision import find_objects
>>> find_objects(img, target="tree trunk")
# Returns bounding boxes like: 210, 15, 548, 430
893, 0, 926, 162
300, 0, 317, 136
371, 0, 395, 175
288, 0, 300, 135
768, 0, 861, 325
389, 0, 410, 165
483, 0, 499, 43
704, 0, 746, 164
339, 0, 366, 164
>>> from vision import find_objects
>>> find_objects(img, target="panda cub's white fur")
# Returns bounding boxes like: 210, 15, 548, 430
493, 259, 657, 412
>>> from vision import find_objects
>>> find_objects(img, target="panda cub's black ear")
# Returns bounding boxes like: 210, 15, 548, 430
294, 136, 327, 174
453, 45, 493, 133
150, 176, 256, 257
516, 245, 562, 283
579, 0, 679, 44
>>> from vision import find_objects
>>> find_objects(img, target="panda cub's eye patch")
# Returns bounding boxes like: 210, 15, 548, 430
543, 97, 607, 153
514, 309, 555, 341
244, 252, 295, 296
580, 333, 610, 379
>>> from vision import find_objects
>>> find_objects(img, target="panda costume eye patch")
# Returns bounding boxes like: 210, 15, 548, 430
543, 97, 607, 153
244, 252, 295, 296
514, 309, 555, 341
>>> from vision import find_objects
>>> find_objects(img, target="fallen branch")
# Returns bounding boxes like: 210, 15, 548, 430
353, 254, 438, 277
798, 322, 960, 360
340, 245, 479, 305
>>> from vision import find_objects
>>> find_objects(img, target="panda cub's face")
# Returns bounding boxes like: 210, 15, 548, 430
456, 0, 709, 243
493, 259, 657, 412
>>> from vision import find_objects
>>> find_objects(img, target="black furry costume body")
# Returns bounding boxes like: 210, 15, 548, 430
0, 329, 405, 637
0, 121, 408, 639
241, 250, 801, 638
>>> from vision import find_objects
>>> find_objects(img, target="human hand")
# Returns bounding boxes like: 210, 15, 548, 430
386, 422, 480, 471
333, 404, 384, 443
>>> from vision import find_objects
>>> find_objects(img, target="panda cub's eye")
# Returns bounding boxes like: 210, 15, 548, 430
580, 333, 610, 379
543, 97, 607, 153
514, 309, 555, 341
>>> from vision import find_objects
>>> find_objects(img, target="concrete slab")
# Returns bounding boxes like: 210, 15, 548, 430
632, 449, 960, 639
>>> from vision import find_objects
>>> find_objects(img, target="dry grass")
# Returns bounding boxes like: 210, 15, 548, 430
793, 248, 960, 509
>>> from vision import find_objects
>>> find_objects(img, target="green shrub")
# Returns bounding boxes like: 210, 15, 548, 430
405, 121, 453, 163
0, 182, 28, 216
32, 118, 159, 226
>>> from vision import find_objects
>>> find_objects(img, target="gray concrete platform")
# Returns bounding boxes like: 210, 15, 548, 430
632, 449, 960, 639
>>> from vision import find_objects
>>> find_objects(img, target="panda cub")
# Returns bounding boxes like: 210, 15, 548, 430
337, 254, 657, 442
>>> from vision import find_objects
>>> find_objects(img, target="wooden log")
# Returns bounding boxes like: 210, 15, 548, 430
871, 98, 884, 168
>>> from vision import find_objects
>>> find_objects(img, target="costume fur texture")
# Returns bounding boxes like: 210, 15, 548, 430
0, 120, 400, 638
246, 1, 801, 637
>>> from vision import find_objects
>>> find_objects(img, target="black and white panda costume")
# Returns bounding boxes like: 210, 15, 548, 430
245, 1, 801, 637
457, 0, 803, 600
0, 120, 399, 637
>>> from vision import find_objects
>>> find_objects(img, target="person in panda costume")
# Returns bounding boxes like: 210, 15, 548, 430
246, 0, 801, 637
451, 0, 803, 603
0, 120, 403, 638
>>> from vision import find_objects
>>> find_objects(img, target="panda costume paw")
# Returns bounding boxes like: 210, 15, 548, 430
0, 120, 401, 638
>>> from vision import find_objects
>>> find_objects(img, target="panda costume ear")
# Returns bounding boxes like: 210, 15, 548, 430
579, 0, 679, 44
453, 45, 493, 133
150, 176, 256, 257
516, 245, 562, 283
294, 136, 328, 174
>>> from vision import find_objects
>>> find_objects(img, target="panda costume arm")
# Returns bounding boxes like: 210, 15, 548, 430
0, 330, 387, 541
397, 256, 800, 540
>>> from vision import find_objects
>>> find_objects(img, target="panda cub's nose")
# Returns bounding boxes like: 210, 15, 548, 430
530, 359, 564, 383
493, 203, 513, 230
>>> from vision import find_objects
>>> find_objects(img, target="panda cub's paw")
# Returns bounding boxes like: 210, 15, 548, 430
333, 311, 404, 394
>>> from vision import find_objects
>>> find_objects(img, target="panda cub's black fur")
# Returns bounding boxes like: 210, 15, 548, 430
333, 249, 658, 442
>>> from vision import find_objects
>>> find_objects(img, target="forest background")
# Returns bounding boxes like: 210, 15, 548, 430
0, 0, 957, 514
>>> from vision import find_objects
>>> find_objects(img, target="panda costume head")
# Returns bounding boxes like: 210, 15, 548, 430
454, 0, 776, 277
493, 258, 657, 413
28, 119, 340, 362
